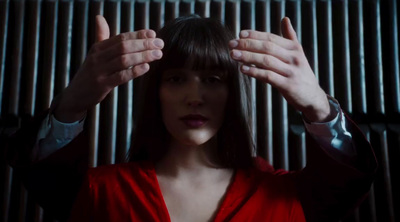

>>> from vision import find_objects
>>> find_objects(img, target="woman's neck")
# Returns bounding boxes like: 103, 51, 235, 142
155, 136, 228, 179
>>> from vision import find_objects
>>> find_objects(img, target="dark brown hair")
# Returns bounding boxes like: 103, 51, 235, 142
128, 15, 254, 169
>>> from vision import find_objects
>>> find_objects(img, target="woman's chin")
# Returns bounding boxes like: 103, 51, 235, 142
171, 131, 217, 148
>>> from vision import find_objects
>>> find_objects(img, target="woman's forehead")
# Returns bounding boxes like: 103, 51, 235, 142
162, 68, 228, 77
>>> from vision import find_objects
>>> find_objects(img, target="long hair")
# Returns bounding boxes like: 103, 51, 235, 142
128, 15, 254, 169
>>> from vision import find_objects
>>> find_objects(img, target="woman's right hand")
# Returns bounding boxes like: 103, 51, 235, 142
54, 15, 164, 123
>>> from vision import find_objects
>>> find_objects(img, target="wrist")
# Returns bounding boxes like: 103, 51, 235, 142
302, 94, 334, 123
53, 89, 87, 123
54, 108, 86, 123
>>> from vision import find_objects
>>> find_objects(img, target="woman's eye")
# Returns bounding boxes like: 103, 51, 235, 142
204, 76, 221, 84
167, 76, 184, 83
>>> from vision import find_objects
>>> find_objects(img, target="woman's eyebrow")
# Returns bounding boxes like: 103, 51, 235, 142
162, 69, 187, 77
201, 69, 227, 78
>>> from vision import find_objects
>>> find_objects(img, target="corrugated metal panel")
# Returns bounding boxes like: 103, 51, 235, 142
1, 0, 399, 221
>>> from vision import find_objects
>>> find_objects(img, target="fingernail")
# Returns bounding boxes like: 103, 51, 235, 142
232, 50, 242, 58
229, 40, 238, 48
240, 31, 249, 38
287, 17, 292, 26
242, 65, 250, 71
153, 39, 164, 48
141, 63, 149, 70
152, 50, 162, 58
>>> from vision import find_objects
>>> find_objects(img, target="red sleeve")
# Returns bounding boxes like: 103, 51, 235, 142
68, 171, 94, 222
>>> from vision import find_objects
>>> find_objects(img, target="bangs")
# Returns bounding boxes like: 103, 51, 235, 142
156, 15, 237, 77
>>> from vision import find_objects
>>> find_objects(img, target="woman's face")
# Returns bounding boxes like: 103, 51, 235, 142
159, 68, 229, 147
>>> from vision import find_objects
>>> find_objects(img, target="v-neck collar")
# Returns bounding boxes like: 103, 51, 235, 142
143, 161, 252, 222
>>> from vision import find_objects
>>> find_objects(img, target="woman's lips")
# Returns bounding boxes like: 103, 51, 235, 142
180, 114, 208, 128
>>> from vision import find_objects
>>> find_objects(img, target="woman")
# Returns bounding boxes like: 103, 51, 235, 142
9, 15, 376, 221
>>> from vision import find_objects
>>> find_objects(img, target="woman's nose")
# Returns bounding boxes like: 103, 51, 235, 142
185, 81, 204, 107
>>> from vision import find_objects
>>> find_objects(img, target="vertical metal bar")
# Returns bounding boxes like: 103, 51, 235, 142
332, 0, 352, 113
37, 0, 58, 112
22, 0, 41, 116
316, 0, 334, 96
17, 186, 27, 222
87, 0, 104, 167
363, 0, 385, 117
255, 0, 273, 165
165, 0, 179, 22
8, 0, 25, 116
240, 0, 257, 155
195, 0, 210, 18
99, 0, 120, 165
132, 0, 149, 118
210, 0, 224, 22
34, 204, 43, 222
70, 0, 89, 78
357, 125, 377, 222
5, 1, 27, 220
301, 0, 318, 80
179, 0, 194, 16
0, 2, 11, 221
370, 124, 395, 221
2, 166, 12, 222
225, 0, 240, 37
289, 125, 306, 170
131, 0, 149, 162
387, 124, 400, 220
121, 0, 134, 32
135, 0, 149, 30
387, 0, 400, 117
270, 0, 288, 170
54, 0, 73, 95
285, 0, 301, 123
285, 0, 301, 43
0, 0, 9, 115
150, 0, 164, 31
286, 0, 306, 171
25, 2, 43, 217
348, 0, 367, 119
117, 0, 134, 164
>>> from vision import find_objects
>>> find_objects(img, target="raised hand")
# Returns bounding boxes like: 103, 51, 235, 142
229, 17, 332, 123
54, 15, 164, 123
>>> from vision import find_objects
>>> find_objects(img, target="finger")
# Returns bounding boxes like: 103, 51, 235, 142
104, 50, 163, 74
281, 17, 299, 43
229, 39, 291, 63
96, 29, 157, 51
238, 30, 296, 50
240, 64, 286, 89
99, 38, 164, 63
230, 50, 293, 77
107, 63, 150, 86
95, 15, 110, 42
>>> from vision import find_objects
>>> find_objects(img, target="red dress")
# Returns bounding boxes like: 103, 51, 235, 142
6, 111, 377, 221
69, 160, 306, 222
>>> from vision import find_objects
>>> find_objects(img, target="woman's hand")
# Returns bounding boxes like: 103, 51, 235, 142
229, 17, 332, 123
54, 15, 164, 122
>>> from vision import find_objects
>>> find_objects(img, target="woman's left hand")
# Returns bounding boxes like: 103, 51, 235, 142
229, 17, 332, 123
